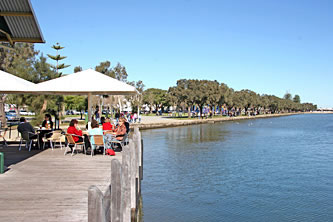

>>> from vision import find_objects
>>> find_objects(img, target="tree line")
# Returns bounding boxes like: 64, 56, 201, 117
0, 43, 317, 126
142, 79, 317, 117
0, 43, 143, 126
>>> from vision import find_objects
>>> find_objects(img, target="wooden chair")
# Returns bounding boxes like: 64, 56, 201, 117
90, 135, 105, 156
64, 134, 85, 156
44, 131, 63, 150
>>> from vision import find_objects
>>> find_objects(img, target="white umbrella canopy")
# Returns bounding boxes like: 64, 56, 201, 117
35, 69, 138, 121
35, 69, 137, 95
0, 70, 36, 94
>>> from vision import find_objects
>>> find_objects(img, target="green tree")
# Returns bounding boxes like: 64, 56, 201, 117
127, 80, 145, 113
95, 61, 128, 82
0, 43, 62, 126
283, 92, 292, 100
64, 95, 86, 119
293, 94, 301, 103
47, 43, 70, 77
143, 88, 167, 114
74, 66, 82, 73
112, 62, 128, 82
168, 79, 195, 118
95, 61, 112, 76
0, 43, 38, 125
206, 80, 221, 115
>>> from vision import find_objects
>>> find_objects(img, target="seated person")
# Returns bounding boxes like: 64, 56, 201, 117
17, 117, 38, 146
42, 114, 53, 129
89, 120, 104, 151
112, 117, 127, 141
102, 117, 113, 131
40, 114, 53, 147
100, 116, 105, 125
67, 119, 83, 143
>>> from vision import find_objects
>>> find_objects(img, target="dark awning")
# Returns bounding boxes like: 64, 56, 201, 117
0, 0, 44, 45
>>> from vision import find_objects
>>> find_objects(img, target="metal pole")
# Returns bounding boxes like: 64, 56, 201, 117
88, 93, 92, 122
0, 152, 4, 174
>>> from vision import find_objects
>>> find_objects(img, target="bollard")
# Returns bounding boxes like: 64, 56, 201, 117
0, 152, 4, 174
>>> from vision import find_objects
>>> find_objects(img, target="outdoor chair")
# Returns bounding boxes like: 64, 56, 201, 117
90, 135, 105, 156
111, 133, 129, 151
43, 130, 63, 150
19, 131, 39, 152
41, 131, 54, 150
64, 134, 85, 156
0, 128, 8, 148
103, 130, 115, 149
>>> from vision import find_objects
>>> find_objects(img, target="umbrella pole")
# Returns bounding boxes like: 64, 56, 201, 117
88, 93, 92, 122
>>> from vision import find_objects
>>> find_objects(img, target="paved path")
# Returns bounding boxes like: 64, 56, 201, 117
0, 145, 120, 222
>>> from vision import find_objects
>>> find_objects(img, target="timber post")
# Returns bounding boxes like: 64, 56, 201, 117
88, 127, 143, 222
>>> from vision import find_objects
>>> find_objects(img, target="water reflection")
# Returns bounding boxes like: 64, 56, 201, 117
164, 123, 229, 144
142, 114, 333, 222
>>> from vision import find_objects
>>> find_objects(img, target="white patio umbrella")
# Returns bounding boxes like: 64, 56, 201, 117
35, 69, 138, 121
0, 70, 36, 93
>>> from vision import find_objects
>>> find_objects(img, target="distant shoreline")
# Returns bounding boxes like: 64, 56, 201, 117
308, 111, 333, 114
131, 112, 302, 130
132, 111, 333, 130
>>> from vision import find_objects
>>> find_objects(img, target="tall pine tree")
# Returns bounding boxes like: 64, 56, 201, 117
47, 42, 70, 76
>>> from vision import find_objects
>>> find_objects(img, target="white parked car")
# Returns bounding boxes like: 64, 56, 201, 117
19, 110, 28, 115
72, 110, 81, 115
27, 111, 35, 116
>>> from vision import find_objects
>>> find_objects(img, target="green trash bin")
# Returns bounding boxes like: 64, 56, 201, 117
0, 152, 4, 174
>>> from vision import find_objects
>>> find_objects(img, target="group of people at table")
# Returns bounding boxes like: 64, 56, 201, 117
17, 114, 128, 153
17, 114, 54, 148
67, 117, 128, 152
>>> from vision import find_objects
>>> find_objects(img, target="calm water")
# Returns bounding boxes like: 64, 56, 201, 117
141, 114, 333, 222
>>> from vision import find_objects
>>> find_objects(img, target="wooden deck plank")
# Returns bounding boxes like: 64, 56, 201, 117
0, 145, 121, 222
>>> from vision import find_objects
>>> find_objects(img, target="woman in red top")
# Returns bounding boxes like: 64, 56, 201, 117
102, 117, 113, 131
67, 119, 83, 142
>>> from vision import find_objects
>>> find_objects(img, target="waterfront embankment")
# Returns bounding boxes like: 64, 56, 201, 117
132, 113, 303, 130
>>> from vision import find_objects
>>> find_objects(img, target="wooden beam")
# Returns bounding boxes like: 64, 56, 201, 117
0, 37, 44, 43
0, 11, 33, 17
0, 29, 13, 45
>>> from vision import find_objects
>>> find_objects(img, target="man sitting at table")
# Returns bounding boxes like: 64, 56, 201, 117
17, 117, 38, 147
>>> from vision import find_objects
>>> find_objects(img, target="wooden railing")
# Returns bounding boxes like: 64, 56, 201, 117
88, 127, 143, 222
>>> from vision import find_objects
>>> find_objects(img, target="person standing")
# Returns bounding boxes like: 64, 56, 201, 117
133, 113, 138, 123
95, 107, 100, 124
115, 112, 120, 123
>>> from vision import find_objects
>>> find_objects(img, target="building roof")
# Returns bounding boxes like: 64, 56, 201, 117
0, 0, 44, 45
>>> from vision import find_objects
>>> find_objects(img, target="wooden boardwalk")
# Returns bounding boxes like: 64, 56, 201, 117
0, 145, 121, 222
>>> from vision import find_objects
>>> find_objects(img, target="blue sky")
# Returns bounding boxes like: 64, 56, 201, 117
32, 0, 333, 108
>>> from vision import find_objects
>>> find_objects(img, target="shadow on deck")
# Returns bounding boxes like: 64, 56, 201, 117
0, 145, 121, 222
0, 144, 43, 172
